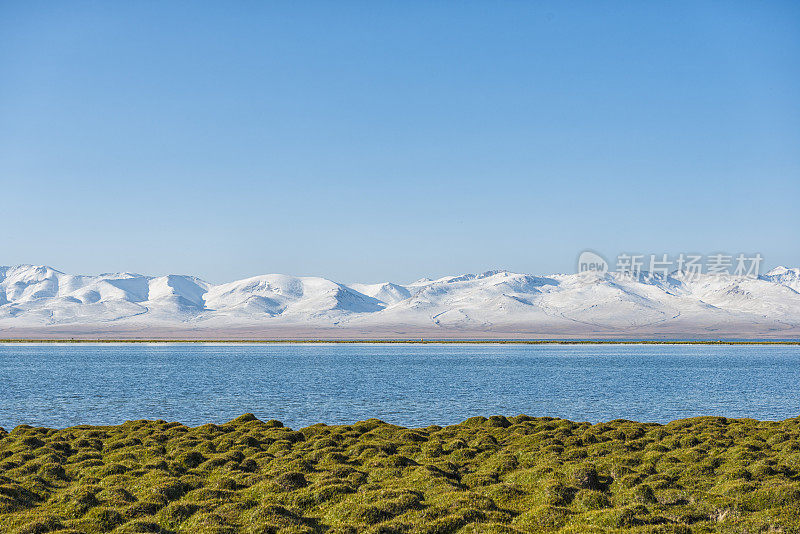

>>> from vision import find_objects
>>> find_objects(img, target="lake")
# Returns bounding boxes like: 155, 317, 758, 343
1, 343, 798, 430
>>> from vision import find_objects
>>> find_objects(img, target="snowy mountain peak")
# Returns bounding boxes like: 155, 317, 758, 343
766, 266, 795, 276
1, 265, 799, 337
762, 266, 800, 293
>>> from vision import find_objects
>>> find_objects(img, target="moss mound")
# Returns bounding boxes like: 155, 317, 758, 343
1, 415, 799, 532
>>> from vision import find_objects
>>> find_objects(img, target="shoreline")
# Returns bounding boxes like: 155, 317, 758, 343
1, 338, 798, 344
4, 413, 800, 433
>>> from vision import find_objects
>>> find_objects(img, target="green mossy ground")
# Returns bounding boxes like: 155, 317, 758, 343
1, 415, 799, 533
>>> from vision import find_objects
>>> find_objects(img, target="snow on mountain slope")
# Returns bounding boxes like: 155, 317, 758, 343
675, 271, 800, 321
762, 266, 800, 293
0, 266, 210, 324
360, 271, 561, 328
202, 274, 383, 321
533, 272, 681, 328
348, 282, 411, 305
1, 264, 799, 336
148, 275, 209, 308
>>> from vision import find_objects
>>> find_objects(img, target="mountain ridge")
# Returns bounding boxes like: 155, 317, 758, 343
1, 264, 799, 339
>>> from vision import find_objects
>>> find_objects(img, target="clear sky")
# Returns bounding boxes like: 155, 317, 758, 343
1, 1, 798, 284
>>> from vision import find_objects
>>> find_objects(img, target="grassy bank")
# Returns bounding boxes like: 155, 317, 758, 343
1, 416, 799, 533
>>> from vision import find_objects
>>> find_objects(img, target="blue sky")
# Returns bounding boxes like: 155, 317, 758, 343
1, 1, 798, 283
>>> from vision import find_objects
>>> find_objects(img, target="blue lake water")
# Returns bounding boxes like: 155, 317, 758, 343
1, 343, 798, 430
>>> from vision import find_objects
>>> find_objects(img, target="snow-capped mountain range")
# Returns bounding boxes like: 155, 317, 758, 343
1, 264, 799, 339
